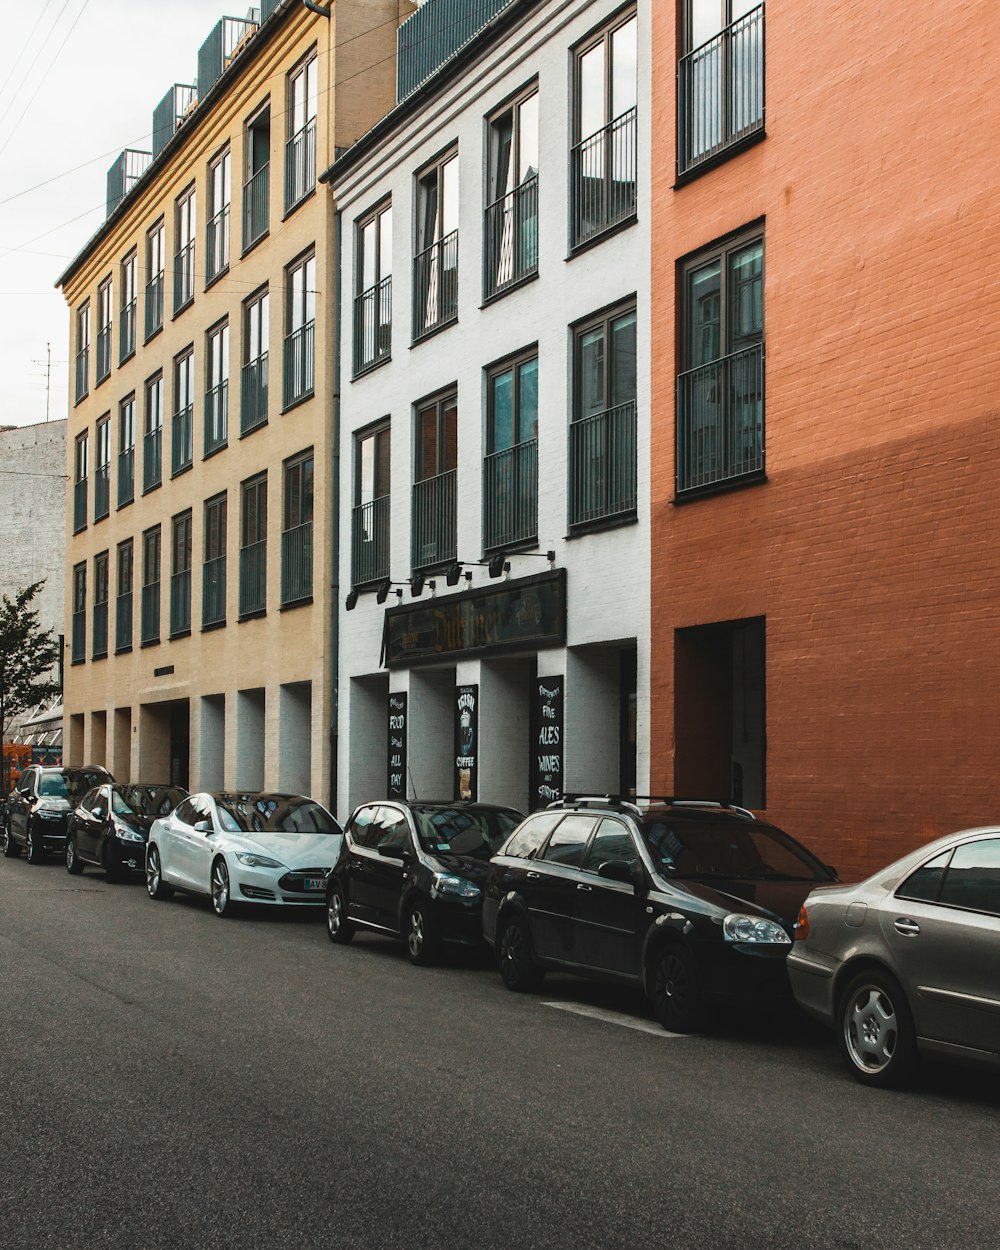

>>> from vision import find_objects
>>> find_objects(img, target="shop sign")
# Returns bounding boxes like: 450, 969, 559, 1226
387, 692, 407, 800
455, 684, 478, 801
530, 677, 564, 809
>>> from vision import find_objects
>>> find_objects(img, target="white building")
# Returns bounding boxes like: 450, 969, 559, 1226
325, 0, 650, 820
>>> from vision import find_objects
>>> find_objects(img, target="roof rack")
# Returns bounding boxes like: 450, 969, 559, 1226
551, 794, 757, 821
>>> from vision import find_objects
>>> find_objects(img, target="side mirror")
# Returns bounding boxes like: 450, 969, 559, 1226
377, 842, 409, 859
194, 820, 213, 834
597, 860, 637, 886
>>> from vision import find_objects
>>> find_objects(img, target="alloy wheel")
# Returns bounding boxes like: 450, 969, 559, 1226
327, 892, 343, 936
211, 859, 230, 916
146, 847, 161, 897
407, 906, 425, 960
843, 984, 898, 1075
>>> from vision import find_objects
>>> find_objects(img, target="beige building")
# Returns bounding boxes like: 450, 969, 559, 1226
56, 0, 410, 802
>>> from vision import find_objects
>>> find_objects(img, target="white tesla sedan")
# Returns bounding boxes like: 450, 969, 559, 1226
146, 792, 342, 917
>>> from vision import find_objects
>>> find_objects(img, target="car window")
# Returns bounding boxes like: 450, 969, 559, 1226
896, 849, 952, 903
375, 811, 411, 854
38, 773, 69, 798
20, 771, 36, 794
503, 813, 562, 859
173, 798, 197, 827
582, 817, 638, 874
92, 791, 109, 819
411, 807, 520, 858
937, 839, 1000, 916
541, 815, 596, 867
640, 818, 828, 882
349, 806, 382, 849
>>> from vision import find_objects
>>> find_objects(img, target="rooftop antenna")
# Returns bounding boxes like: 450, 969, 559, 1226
31, 343, 52, 421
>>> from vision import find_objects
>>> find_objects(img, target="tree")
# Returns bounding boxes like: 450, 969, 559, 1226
0, 581, 60, 798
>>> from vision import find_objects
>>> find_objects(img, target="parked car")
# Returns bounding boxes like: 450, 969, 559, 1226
788, 826, 1000, 1087
325, 800, 523, 964
482, 795, 837, 1032
145, 791, 342, 916
66, 782, 187, 881
3, 765, 115, 863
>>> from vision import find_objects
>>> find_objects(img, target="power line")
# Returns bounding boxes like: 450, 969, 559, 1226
0, 0, 64, 130
0, 0, 58, 107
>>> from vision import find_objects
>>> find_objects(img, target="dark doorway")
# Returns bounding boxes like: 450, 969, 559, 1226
619, 646, 637, 797
169, 701, 190, 790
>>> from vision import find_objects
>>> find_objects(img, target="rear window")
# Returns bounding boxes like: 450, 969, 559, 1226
639, 817, 828, 882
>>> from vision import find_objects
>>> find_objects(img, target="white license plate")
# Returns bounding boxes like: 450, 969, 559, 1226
303, 877, 326, 891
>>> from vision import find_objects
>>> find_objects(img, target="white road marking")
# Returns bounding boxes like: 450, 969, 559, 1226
541, 1001, 687, 1038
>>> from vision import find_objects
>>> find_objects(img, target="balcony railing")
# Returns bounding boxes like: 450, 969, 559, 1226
140, 581, 160, 644
676, 343, 764, 494
351, 496, 389, 586
413, 231, 458, 339
172, 405, 193, 474
241, 354, 268, 434
92, 600, 108, 659
484, 176, 538, 300
174, 242, 195, 313
115, 591, 133, 652
571, 107, 637, 248
170, 569, 192, 637
411, 469, 457, 571
678, 4, 764, 175
145, 273, 164, 340
243, 163, 269, 250
483, 438, 537, 551
569, 400, 637, 527
281, 521, 313, 605
206, 205, 230, 282
73, 479, 87, 533
96, 326, 111, 383
205, 382, 228, 454
120, 299, 136, 362
71, 610, 85, 664
118, 448, 134, 507
75, 349, 89, 403
283, 321, 314, 408
94, 465, 110, 521
353, 276, 392, 375
202, 556, 226, 628
285, 118, 316, 212
239, 541, 267, 617
143, 428, 162, 492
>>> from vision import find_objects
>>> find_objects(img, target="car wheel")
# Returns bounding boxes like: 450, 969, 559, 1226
650, 945, 706, 1033
66, 837, 84, 875
497, 913, 545, 992
145, 845, 174, 900
326, 884, 354, 944
2, 823, 21, 858
837, 970, 917, 1088
211, 858, 236, 917
26, 826, 45, 865
404, 899, 435, 966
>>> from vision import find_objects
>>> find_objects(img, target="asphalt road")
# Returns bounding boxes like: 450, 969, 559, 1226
1, 854, 999, 1250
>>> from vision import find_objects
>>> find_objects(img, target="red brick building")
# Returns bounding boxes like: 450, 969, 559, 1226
650, 1, 1000, 878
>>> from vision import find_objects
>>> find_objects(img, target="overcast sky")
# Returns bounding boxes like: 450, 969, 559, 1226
0, 0, 228, 428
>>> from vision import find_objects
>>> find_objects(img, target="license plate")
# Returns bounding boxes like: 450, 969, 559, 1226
303, 877, 326, 891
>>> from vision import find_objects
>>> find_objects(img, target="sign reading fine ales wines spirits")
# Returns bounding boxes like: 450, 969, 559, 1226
454, 684, 478, 802
387, 692, 407, 800
531, 677, 564, 810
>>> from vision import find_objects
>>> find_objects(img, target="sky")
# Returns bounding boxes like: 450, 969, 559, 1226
0, 0, 231, 428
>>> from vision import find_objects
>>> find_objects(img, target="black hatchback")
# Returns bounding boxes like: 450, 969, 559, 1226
481, 796, 837, 1032
325, 800, 522, 964
66, 782, 187, 881
4, 765, 115, 863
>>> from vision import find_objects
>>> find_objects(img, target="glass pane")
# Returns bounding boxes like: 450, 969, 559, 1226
301, 457, 314, 524
939, 839, 1000, 915
732, 0, 759, 20
610, 311, 637, 407
378, 207, 392, 280
490, 369, 514, 452
542, 814, 595, 866
358, 434, 374, 505
490, 111, 514, 202
361, 219, 376, 292
688, 261, 721, 366
441, 156, 459, 237
611, 16, 637, 118
305, 257, 316, 324
691, 0, 724, 48
898, 850, 951, 903
729, 241, 763, 350
286, 464, 301, 529
578, 327, 605, 419
518, 357, 538, 441
418, 173, 438, 252
375, 429, 391, 498
443, 397, 458, 471
579, 41, 605, 139
417, 406, 437, 481
583, 818, 638, 872
518, 93, 539, 183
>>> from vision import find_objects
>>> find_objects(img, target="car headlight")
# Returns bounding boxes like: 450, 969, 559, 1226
235, 852, 284, 869
431, 872, 480, 899
114, 823, 146, 843
723, 914, 791, 945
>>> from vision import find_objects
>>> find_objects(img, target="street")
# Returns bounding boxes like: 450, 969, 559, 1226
1, 855, 998, 1250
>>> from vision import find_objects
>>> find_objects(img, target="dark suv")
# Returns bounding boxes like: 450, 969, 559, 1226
4, 765, 115, 863
481, 796, 837, 1032
326, 800, 522, 964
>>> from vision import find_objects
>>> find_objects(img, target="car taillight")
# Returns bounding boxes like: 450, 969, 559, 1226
794, 905, 809, 941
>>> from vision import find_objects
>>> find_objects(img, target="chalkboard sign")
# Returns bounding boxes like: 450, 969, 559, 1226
530, 677, 563, 809
387, 692, 407, 800
455, 684, 478, 801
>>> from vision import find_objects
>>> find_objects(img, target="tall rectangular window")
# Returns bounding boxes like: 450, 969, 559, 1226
244, 102, 270, 250
116, 538, 133, 653
92, 551, 109, 660
241, 287, 269, 434
413, 152, 458, 338
75, 301, 90, 403
172, 348, 194, 475
145, 219, 165, 339
354, 200, 392, 375
352, 422, 390, 586
170, 510, 193, 637
205, 321, 229, 454
286, 53, 317, 211
485, 85, 538, 299
73, 431, 88, 533
284, 252, 315, 407
484, 352, 538, 550
411, 392, 457, 571
174, 185, 196, 314
120, 250, 137, 361
118, 394, 135, 508
141, 525, 161, 645
239, 473, 268, 618
96, 278, 112, 383
207, 148, 231, 283
282, 450, 313, 605
203, 492, 227, 628
94, 414, 111, 521
71, 563, 86, 663
143, 373, 163, 492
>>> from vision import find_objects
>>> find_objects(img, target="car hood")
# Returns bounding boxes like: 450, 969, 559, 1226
670, 876, 823, 928
116, 813, 155, 835
36, 797, 72, 812
236, 831, 343, 869
423, 851, 492, 885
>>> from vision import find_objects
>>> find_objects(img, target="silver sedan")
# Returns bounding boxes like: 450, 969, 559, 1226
788, 826, 1000, 1086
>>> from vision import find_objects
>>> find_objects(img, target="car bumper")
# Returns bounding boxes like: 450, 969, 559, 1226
696, 941, 796, 1006
430, 898, 484, 947
786, 946, 839, 1026
33, 815, 69, 849
109, 840, 148, 873
235, 865, 331, 905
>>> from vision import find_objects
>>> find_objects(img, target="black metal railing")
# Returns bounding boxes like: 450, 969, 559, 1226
94, 465, 110, 521
75, 349, 89, 402
678, 4, 764, 175
145, 273, 164, 340
397, 0, 512, 100
172, 405, 193, 474
411, 470, 457, 571
143, 428, 162, 492
140, 582, 160, 644
243, 163, 269, 250
206, 205, 230, 282
281, 522, 313, 605
351, 496, 389, 586
483, 438, 537, 550
239, 541, 267, 617
115, 591, 132, 652
285, 119, 316, 212
73, 479, 87, 533
569, 400, 637, 527
571, 107, 637, 248
71, 610, 85, 664
204, 382, 228, 454
676, 343, 764, 494
353, 276, 392, 374
120, 299, 136, 361
413, 231, 458, 338
484, 176, 538, 299
170, 569, 191, 636
118, 448, 134, 507
92, 600, 108, 659
174, 242, 195, 313
96, 326, 111, 383
241, 354, 268, 434
283, 322, 314, 408
202, 556, 226, 627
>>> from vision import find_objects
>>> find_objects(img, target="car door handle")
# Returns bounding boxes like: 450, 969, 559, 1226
526, 871, 541, 880
894, 918, 921, 936
576, 883, 593, 892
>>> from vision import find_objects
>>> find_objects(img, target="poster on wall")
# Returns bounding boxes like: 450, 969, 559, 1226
530, 677, 564, 810
454, 684, 478, 802
387, 692, 407, 800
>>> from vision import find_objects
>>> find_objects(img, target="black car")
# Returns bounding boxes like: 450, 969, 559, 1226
3, 765, 115, 863
325, 800, 523, 964
481, 796, 837, 1032
66, 782, 187, 881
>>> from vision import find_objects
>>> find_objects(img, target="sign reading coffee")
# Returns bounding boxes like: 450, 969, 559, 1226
387, 692, 407, 800
531, 677, 564, 809
455, 684, 478, 801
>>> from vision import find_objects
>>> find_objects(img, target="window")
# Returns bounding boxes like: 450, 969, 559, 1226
411, 392, 457, 571
582, 818, 638, 873
116, 538, 133, 653
413, 151, 458, 338
679, 1, 764, 175
504, 812, 561, 858
897, 850, 951, 904
143, 373, 163, 492
92, 551, 109, 659
354, 200, 392, 374
677, 228, 763, 495
94, 414, 111, 521
541, 814, 597, 866
145, 219, 165, 339
485, 351, 538, 550
120, 250, 137, 361
571, 9, 637, 247
284, 251, 315, 407
118, 394, 136, 507
172, 348, 194, 474
282, 451, 314, 605
570, 303, 637, 527
239, 473, 267, 618
203, 493, 227, 628
174, 185, 196, 314
170, 510, 192, 637
141, 525, 161, 645
71, 563, 86, 663
244, 102, 270, 249
73, 431, 88, 533
205, 321, 229, 454
937, 840, 1000, 916
96, 279, 112, 383
352, 422, 390, 586
207, 148, 231, 283
286, 53, 317, 211
485, 85, 538, 299
75, 301, 90, 403
242, 287, 269, 434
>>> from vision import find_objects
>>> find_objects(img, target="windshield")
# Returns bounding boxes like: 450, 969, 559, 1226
215, 796, 341, 835
411, 807, 521, 858
38, 775, 69, 798
113, 785, 185, 818
639, 818, 828, 883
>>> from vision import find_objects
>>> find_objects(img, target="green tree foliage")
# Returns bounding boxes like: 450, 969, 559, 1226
0, 582, 60, 790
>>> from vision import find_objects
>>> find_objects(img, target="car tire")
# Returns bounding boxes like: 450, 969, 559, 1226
650, 944, 706, 1034
65, 837, 85, 875
326, 883, 354, 944
2, 824, 21, 858
837, 969, 918, 1088
211, 857, 237, 918
26, 826, 45, 865
404, 899, 436, 966
497, 913, 545, 992
145, 845, 174, 900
